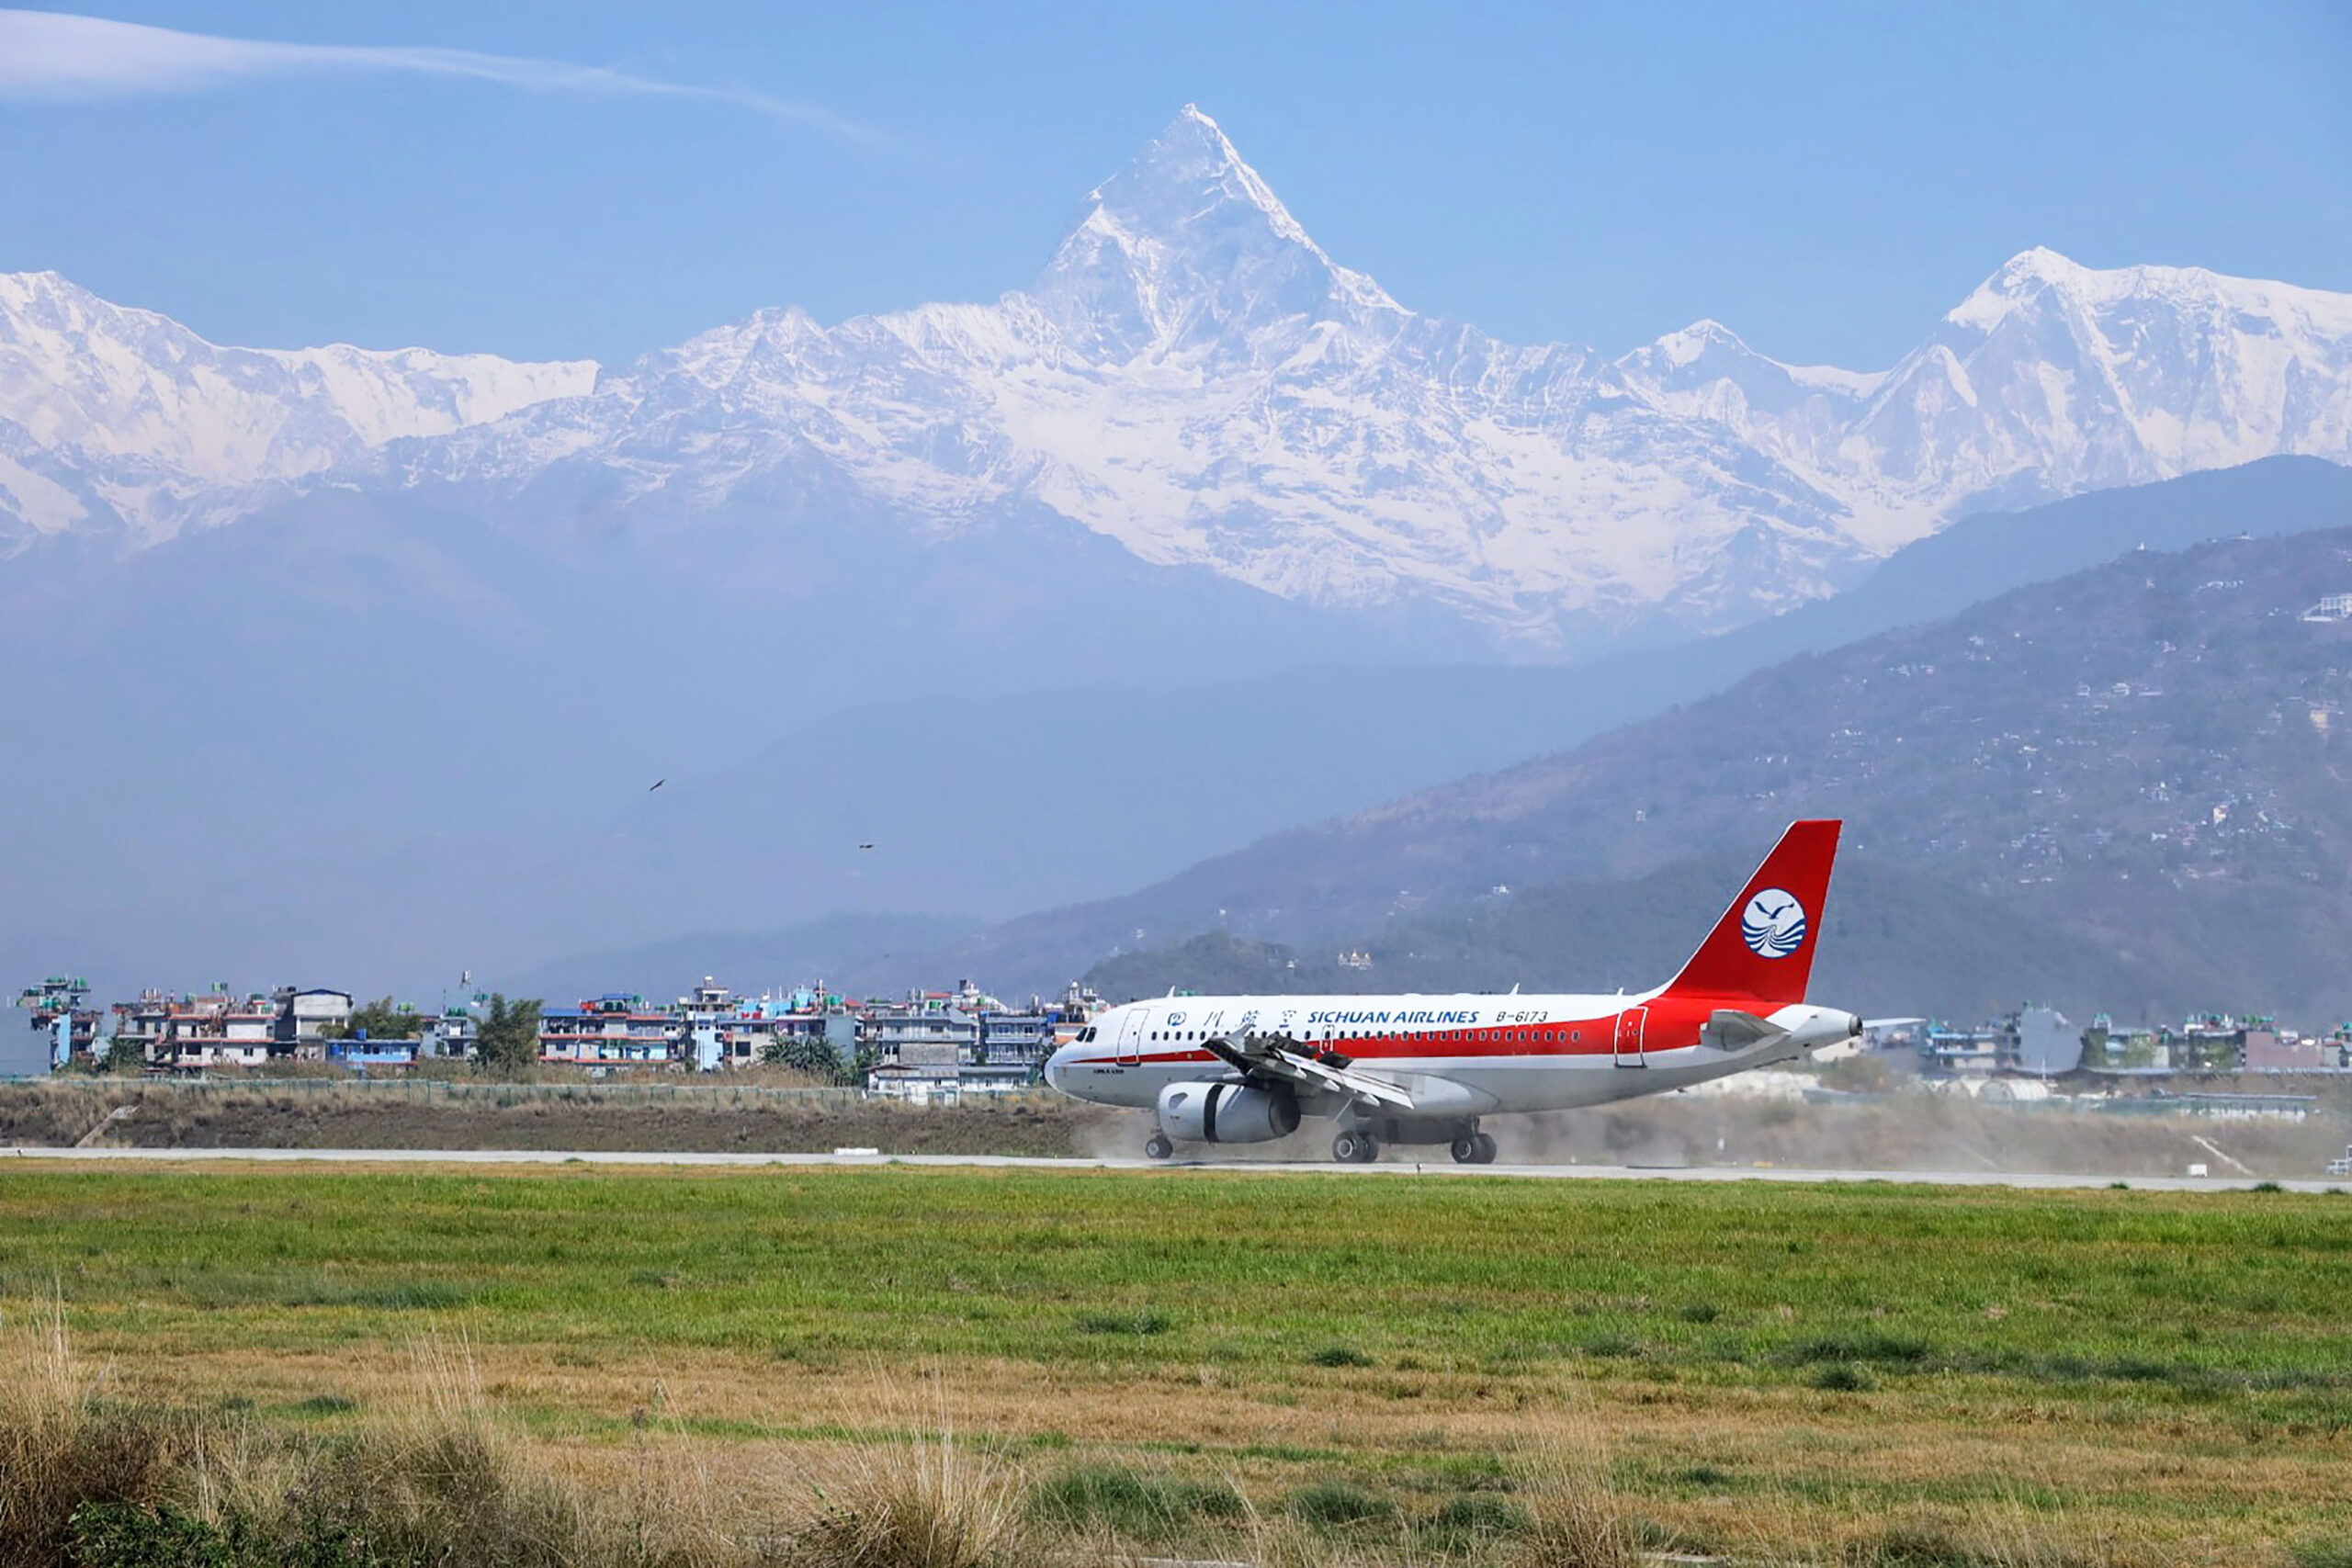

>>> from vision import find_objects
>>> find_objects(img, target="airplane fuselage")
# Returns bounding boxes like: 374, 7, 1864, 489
1045, 988, 1860, 1118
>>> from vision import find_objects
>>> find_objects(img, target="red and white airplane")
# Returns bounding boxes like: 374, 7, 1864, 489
1044, 819, 1860, 1163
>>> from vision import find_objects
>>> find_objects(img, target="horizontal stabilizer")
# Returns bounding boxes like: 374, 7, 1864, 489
1702, 1009, 1790, 1052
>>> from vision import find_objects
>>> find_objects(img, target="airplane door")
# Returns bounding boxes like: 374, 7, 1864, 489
1116, 1010, 1148, 1066
1613, 1006, 1648, 1067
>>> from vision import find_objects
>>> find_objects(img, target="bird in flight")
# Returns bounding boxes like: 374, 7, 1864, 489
857, 842, 876, 851
649, 779, 666, 791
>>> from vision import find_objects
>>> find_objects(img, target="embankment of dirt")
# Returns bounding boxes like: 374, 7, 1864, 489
0, 1082, 1111, 1156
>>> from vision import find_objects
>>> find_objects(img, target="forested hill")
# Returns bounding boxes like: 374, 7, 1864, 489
1080, 524, 2352, 1020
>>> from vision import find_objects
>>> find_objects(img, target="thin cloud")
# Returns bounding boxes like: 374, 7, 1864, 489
0, 8, 883, 145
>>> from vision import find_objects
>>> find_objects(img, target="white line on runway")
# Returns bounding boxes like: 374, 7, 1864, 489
2, 1145, 2341, 1193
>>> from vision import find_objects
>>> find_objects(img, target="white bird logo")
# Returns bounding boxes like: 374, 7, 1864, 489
1740, 888, 1807, 959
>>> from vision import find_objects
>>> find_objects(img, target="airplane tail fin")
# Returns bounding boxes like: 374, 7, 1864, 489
1661, 819, 1841, 1005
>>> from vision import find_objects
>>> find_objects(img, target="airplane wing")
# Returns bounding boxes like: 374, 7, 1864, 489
1202, 1032, 1416, 1111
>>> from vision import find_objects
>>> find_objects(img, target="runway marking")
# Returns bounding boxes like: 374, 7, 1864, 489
1, 1145, 2339, 1192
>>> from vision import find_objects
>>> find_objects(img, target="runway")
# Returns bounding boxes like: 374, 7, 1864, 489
3, 1145, 2339, 1192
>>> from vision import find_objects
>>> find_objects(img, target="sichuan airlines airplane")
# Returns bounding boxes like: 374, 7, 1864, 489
1043, 820, 1860, 1163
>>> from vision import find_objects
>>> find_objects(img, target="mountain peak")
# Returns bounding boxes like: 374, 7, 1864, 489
1942, 247, 2352, 342
1079, 105, 1313, 252
1944, 247, 2091, 332
1028, 106, 1399, 359
1646, 318, 1750, 367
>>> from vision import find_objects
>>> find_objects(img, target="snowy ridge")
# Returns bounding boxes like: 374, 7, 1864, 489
0, 270, 594, 544
6, 110, 2352, 644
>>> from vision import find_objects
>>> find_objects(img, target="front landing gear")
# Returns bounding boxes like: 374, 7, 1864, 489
1144, 1132, 1174, 1160
1332, 1128, 1379, 1164
1450, 1131, 1499, 1165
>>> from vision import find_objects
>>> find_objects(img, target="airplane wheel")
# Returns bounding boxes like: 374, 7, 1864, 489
1473, 1133, 1499, 1165
1145, 1132, 1173, 1160
1332, 1130, 1373, 1164
1449, 1134, 1481, 1165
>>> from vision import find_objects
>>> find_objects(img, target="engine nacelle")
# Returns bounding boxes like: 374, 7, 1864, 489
1157, 1081, 1300, 1145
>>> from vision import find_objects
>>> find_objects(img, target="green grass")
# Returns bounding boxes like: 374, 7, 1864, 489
1030, 1462, 1245, 1539
0, 1166, 2346, 1408
0, 1163, 2348, 1558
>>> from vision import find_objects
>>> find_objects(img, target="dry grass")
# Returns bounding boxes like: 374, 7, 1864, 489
0, 1312, 2235, 1566
787, 1435, 1026, 1567
0, 1306, 181, 1568
1504, 1409, 1638, 1568
0, 1320, 1058, 1568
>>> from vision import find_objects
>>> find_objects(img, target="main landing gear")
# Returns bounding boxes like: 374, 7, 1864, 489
1450, 1131, 1499, 1165
1144, 1131, 1174, 1161
1332, 1118, 1498, 1165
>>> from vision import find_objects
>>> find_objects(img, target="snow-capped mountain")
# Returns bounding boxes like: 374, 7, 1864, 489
0, 269, 594, 545
6, 107, 2352, 646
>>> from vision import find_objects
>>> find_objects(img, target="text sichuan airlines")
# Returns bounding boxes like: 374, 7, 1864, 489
1045, 820, 1861, 1164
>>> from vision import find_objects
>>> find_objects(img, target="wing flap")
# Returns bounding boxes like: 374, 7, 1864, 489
1204, 1033, 1415, 1111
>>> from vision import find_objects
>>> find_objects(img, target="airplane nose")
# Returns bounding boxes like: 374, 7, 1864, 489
1043, 1044, 1070, 1093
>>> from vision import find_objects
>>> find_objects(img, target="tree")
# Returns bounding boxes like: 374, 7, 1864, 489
475, 994, 544, 1077
104, 1036, 145, 1075
761, 1033, 849, 1083
333, 996, 421, 1041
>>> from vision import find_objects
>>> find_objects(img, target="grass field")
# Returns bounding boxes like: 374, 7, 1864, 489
0, 1161, 2346, 1565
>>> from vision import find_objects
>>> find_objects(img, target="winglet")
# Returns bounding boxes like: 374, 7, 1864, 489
1661, 820, 1841, 1005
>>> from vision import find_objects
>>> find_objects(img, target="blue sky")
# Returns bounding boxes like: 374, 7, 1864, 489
3, 1, 2346, 369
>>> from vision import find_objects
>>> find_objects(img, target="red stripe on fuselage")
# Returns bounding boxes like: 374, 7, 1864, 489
1069, 998, 1729, 1070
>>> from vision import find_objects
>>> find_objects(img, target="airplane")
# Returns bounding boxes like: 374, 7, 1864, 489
1043, 819, 1861, 1164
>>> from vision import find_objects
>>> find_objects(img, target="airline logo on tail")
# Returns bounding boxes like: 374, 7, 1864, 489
1740, 888, 1807, 959
1662, 819, 1838, 1005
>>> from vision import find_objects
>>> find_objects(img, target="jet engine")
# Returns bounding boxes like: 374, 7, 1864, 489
1157, 1081, 1300, 1144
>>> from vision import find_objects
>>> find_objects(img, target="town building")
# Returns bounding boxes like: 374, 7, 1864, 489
108, 990, 284, 1071
537, 994, 685, 1067
2083, 1015, 2169, 1072
16, 977, 99, 1068
1918, 1021, 2005, 1075
276, 988, 354, 1055
417, 1008, 480, 1060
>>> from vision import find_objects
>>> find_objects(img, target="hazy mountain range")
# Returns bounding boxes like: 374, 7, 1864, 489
8, 107, 2352, 651
1042, 503, 2352, 1020
8, 105, 2352, 1012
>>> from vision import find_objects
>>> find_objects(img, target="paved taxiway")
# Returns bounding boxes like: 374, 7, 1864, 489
3, 1145, 2338, 1192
